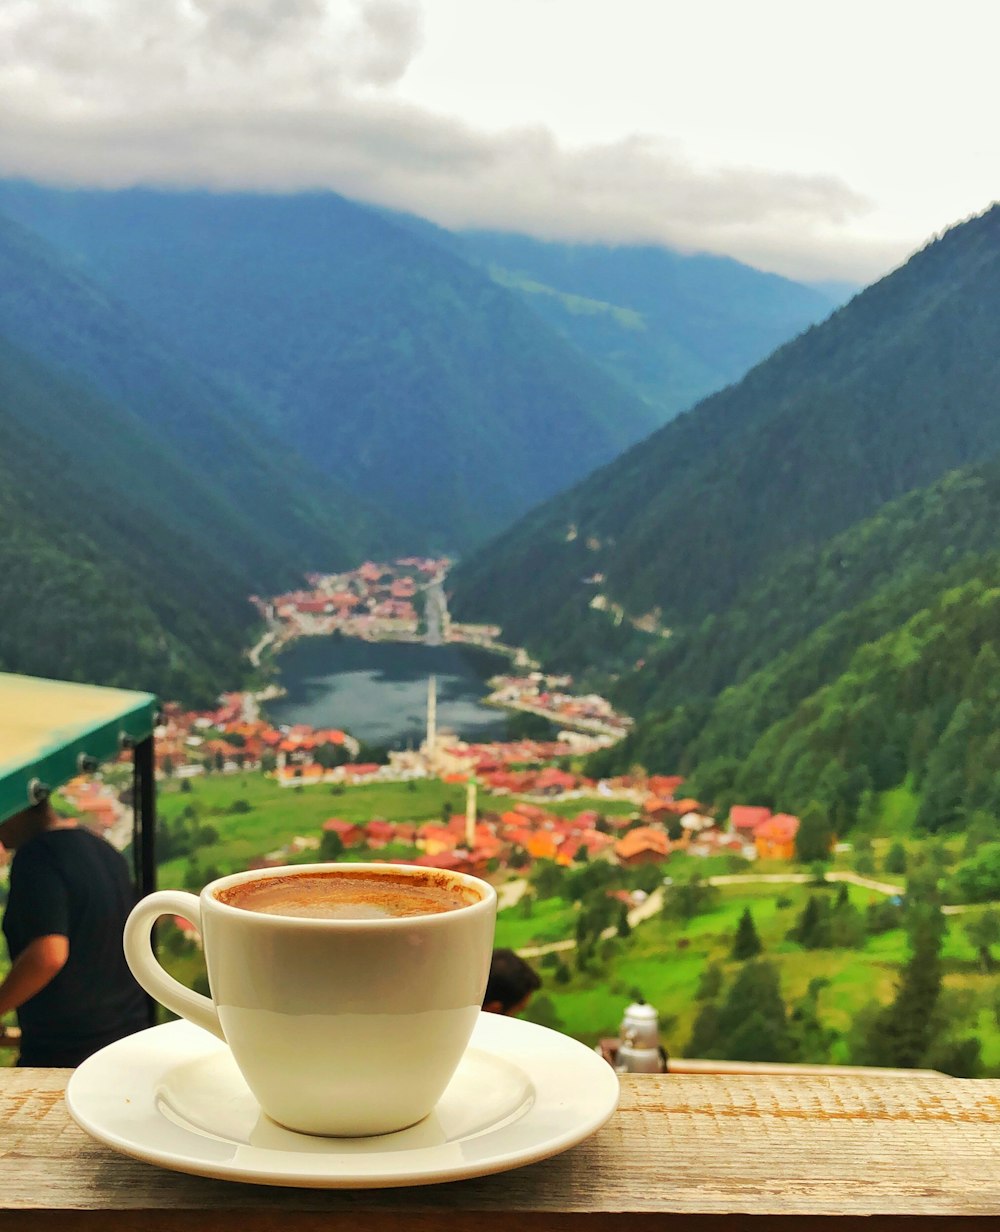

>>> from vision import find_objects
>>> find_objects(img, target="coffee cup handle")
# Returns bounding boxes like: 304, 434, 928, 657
124, 890, 225, 1040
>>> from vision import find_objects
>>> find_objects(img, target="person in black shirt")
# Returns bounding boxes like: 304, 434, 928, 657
0, 798, 150, 1066
482, 948, 542, 1017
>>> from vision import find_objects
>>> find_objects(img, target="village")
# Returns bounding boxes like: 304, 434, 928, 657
38, 674, 800, 884
0, 546, 802, 897
2, 553, 794, 878
249, 557, 631, 740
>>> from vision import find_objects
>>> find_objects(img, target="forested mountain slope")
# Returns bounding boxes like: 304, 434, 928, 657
616, 464, 1000, 718
0, 211, 390, 577
0, 212, 409, 700
453, 206, 1000, 664
456, 230, 837, 422
593, 459, 1000, 806
0, 183, 654, 548
0, 337, 250, 701
693, 573, 1000, 840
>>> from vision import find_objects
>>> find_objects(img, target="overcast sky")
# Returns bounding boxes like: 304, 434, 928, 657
1, 0, 996, 282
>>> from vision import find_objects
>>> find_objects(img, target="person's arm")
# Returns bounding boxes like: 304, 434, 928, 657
0, 934, 69, 1016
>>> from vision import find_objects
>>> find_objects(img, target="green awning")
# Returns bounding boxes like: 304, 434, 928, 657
0, 672, 158, 825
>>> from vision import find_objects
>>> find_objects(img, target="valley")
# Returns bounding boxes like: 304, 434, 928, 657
136, 769, 1000, 1074
3, 185, 1000, 1079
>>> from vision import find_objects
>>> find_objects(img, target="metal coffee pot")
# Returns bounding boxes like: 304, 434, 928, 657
617, 1000, 665, 1074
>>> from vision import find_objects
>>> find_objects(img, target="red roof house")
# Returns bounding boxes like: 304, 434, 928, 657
730, 806, 772, 836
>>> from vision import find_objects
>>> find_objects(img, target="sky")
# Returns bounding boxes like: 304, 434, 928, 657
0, 0, 997, 283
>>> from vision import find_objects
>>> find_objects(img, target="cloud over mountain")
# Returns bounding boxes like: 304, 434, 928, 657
0, 0, 888, 278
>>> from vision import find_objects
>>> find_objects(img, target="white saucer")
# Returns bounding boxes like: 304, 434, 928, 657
66, 1014, 619, 1187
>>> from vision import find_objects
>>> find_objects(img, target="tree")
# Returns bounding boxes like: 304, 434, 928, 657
795, 802, 834, 862
730, 907, 763, 960
713, 962, 797, 1063
663, 874, 719, 922
522, 994, 564, 1032
687, 1000, 721, 1057
319, 829, 344, 861
852, 901, 945, 1069
695, 962, 723, 1002
790, 978, 837, 1063
915, 700, 976, 832
830, 886, 865, 948
575, 893, 616, 950
866, 898, 903, 935
314, 742, 349, 770
566, 860, 618, 902
884, 841, 908, 875
963, 810, 997, 856
948, 843, 1000, 903
531, 860, 565, 901
789, 896, 832, 949
965, 909, 1000, 973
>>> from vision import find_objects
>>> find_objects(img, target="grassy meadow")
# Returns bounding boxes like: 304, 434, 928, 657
4, 770, 1000, 1075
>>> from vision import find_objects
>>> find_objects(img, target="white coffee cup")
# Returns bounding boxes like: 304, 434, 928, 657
124, 862, 497, 1136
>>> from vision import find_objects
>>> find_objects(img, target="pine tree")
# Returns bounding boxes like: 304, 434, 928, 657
789, 895, 832, 948
884, 841, 908, 875
915, 700, 976, 832
790, 978, 836, 1062
319, 829, 344, 861
695, 961, 723, 1001
731, 907, 763, 960
714, 962, 797, 1063
795, 801, 834, 862
687, 1000, 721, 1057
853, 901, 944, 1068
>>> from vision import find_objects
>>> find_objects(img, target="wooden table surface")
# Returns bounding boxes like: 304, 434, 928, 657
4, 1067, 1000, 1230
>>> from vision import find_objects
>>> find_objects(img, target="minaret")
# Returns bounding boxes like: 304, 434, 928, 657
425, 674, 437, 763
465, 777, 477, 850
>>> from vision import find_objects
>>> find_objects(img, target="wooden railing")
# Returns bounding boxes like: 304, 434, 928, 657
4, 1066, 1000, 1228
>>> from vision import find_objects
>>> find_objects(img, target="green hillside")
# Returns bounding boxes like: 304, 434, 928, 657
0, 183, 654, 549
606, 558, 1000, 836
458, 230, 837, 421
0, 339, 249, 700
0, 212, 402, 701
453, 205, 1000, 660
616, 461, 1000, 721
453, 204, 1000, 841
0, 211, 392, 578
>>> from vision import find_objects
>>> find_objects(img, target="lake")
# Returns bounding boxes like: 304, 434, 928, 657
266, 637, 511, 747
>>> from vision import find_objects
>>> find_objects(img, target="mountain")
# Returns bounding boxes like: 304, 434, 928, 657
452, 205, 1000, 670
454, 230, 838, 422
0, 213, 396, 701
452, 202, 1000, 831
0, 183, 658, 549
0, 210, 391, 578
0, 335, 249, 701
595, 460, 1000, 806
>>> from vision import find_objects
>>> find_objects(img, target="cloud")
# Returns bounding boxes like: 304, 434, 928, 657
0, 0, 893, 281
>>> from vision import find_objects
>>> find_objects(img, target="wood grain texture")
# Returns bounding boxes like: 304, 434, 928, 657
4, 1069, 1000, 1229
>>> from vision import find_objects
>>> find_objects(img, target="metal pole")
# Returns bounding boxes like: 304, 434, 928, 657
133, 734, 158, 1027
134, 735, 157, 898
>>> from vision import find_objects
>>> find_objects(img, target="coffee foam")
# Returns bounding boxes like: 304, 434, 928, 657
215, 867, 480, 920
